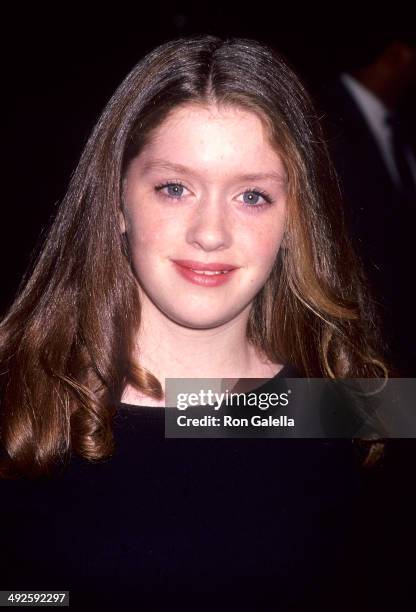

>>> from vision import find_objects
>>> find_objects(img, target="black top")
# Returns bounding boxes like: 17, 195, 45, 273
0, 365, 368, 611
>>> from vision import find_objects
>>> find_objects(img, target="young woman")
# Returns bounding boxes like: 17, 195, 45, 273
0, 35, 389, 609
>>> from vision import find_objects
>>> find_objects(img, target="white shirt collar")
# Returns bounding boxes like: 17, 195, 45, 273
339, 72, 405, 186
340, 72, 390, 127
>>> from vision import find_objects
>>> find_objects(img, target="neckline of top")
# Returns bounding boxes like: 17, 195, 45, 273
118, 363, 301, 413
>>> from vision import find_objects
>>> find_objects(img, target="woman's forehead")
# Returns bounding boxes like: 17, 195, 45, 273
128, 103, 286, 180
149, 102, 270, 139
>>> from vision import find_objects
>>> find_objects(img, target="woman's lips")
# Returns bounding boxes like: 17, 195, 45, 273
172, 260, 238, 287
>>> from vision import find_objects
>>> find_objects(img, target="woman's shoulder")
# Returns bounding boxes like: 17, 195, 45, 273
275, 363, 304, 378
244, 362, 303, 394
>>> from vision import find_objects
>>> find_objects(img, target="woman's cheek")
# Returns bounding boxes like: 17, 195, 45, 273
127, 212, 159, 245
252, 228, 285, 263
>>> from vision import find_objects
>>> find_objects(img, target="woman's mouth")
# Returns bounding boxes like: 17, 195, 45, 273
171, 260, 238, 287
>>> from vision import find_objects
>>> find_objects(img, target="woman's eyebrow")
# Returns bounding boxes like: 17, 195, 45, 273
141, 159, 286, 183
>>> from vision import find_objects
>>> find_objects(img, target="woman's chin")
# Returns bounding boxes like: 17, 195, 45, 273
165, 309, 239, 330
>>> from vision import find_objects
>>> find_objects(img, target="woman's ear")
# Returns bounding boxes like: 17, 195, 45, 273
119, 209, 126, 234
120, 178, 128, 234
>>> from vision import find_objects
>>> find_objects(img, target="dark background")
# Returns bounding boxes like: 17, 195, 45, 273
2, 9, 416, 608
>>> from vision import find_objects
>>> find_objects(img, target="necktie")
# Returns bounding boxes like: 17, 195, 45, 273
385, 113, 416, 205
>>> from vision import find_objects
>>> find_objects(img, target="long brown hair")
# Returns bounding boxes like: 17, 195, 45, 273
0, 35, 390, 478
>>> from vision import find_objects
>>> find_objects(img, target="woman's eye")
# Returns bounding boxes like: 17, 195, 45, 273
239, 190, 273, 207
155, 182, 188, 199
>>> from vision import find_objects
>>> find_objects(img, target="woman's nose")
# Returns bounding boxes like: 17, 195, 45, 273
185, 195, 232, 252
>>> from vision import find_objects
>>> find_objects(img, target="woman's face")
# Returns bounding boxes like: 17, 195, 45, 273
121, 103, 288, 329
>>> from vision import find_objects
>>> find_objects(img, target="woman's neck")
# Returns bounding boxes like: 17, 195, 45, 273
121, 302, 282, 406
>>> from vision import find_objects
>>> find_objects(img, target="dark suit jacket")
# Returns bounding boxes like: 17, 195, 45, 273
317, 77, 416, 374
